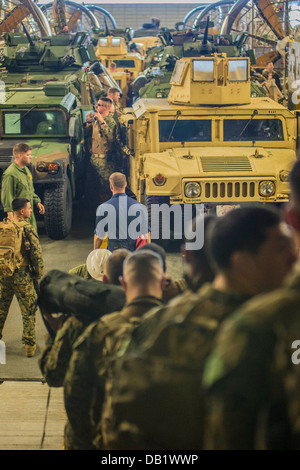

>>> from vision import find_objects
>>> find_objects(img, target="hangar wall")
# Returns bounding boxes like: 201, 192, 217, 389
86, 3, 200, 30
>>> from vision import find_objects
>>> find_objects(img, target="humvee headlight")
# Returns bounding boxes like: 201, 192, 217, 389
35, 161, 60, 174
36, 161, 48, 173
185, 182, 201, 198
279, 170, 289, 182
156, 92, 163, 98
259, 181, 275, 197
48, 163, 59, 174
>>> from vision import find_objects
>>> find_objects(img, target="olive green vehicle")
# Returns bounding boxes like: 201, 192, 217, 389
121, 53, 298, 221
0, 31, 107, 239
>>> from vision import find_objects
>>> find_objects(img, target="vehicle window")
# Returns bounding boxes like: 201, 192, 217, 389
113, 60, 135, 68
223, 118, 284, 141
159, 119, 211, 142
3, 110, 67, 136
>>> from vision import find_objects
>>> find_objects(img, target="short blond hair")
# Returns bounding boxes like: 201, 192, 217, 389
109, 172, 127, 189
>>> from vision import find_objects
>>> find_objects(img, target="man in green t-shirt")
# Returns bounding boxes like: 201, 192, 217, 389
1, 143, 45, 231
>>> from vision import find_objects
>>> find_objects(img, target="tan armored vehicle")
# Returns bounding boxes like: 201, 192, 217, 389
120, 53, 298, 217
94, 34, 144, 79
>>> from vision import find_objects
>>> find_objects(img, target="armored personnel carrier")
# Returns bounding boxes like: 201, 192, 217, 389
132, 25, 255, 101
120, 53, 298, 232
0, 30, 107, 239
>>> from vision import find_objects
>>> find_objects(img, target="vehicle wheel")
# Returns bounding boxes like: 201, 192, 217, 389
144, 194, 170, 247
144, 194, 186, 250
44, 178, 73, 240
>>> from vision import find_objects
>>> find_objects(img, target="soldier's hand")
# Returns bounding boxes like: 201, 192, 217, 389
37, 202, 45, 215
94, 112, 104, 123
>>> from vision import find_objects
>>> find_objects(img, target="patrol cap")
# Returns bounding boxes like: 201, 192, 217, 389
86, 249, 112, 281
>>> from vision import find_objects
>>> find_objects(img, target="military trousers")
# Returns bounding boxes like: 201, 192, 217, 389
0, 268, 37, 346
86, 154, 117, 207
91, 154, 116, 183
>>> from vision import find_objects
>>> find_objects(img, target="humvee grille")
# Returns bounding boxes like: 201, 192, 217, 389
0, 156, 13, 162
204, 181, 256, 199
200, 156, 252, 172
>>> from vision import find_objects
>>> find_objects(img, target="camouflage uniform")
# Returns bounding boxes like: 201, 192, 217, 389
84, 114, 117, 206
163, 277, 187, 302
0, 220, 44, 346
202, 265, 300, 450
63, 296, 163, 450
68, 264, 91, 279
1, 162, 42, 232
103, 283, 251, 450
39, 315, 91, 388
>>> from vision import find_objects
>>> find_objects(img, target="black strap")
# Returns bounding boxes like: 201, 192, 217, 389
40, 386, 51, 449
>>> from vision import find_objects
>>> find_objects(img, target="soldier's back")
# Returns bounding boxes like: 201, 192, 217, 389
102, 284, 251, 450
203, 268, 300, 450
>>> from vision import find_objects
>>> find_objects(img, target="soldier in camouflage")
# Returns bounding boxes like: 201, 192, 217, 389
1, 143, 45, 232
63, 250, 165, 450
107, 88, 122, 123
39, 249, 128, 387
0, 198, 44, 357
102, 206, 296, 450
84, 97, 117, 204
202, 160, 300, 450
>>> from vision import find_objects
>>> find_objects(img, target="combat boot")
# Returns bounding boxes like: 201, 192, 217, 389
25, 344, 36, 358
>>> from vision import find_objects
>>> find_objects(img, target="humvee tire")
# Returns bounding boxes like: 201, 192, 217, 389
44, 178, 73, 240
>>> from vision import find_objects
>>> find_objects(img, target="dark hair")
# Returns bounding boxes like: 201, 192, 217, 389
123, 250, 164, 284
184, 215, 217, 281
13, 143, 32, 157
105, 248, 130, 285
289, 160, 300, 207
138, 242, 167, 272
12, 198, 30, 212
108, 87, 120, 95
207, 207, 281, 271
99, 97, 113, 106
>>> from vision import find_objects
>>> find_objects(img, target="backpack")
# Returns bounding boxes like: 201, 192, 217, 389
0, 219, 25, 277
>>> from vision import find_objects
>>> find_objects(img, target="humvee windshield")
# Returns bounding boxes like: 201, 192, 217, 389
2, 110, 67, 136
106, 59, 136, 68
224, 119, 284, 141
159, 119, 211, 142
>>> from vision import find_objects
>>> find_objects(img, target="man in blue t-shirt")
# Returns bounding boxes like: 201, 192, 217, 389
94, 173, 150, 252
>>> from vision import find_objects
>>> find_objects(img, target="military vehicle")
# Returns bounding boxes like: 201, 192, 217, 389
132, 24, 256, 101
120, 53, 298, 235
91, 27, 145, 80
0, 30, 108, 239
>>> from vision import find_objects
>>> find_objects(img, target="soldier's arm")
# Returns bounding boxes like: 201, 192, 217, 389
1, 174, 16, 213
64, 328, 99, 449
102, 117, 116, 142
64, 323, 109, 450
24, 225, 44, 279
203, 313, 277, 450
39, 317, 85, 388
